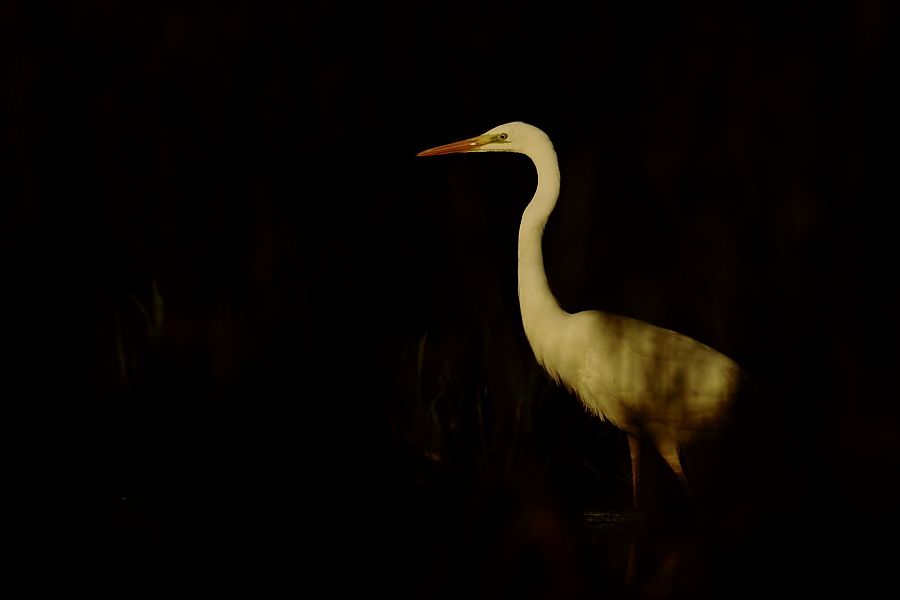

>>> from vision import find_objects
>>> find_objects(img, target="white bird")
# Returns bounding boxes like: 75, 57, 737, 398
417, 122, 740, 505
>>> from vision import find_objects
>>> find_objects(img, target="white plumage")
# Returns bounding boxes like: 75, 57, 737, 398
418, 121, 739, 502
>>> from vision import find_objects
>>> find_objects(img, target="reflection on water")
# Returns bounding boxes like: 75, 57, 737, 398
577, 509, 639, 532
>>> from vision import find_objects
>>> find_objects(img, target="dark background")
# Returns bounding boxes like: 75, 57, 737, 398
5, 0, 898, 597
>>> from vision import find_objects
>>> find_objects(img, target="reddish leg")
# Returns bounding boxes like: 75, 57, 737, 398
626, 435, 641, 585
628, 434, 641, 509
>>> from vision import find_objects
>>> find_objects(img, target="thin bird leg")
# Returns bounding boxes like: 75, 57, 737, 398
626, 434, 641, 586
627, 434, 641, 509
657, 438, 695, 501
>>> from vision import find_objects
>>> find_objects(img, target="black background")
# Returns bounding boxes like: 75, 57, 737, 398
5, 1, 899, 597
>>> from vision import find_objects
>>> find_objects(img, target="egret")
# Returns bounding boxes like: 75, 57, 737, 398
417, 122, 740, 505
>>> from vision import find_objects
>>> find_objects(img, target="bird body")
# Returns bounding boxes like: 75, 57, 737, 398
418, 122, 739, 499
540, 310, 738, 473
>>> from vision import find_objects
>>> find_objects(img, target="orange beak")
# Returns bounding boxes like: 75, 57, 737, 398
416, 134, 490, 157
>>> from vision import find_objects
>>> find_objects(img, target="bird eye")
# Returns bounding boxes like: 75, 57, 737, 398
499, 133, 509, 141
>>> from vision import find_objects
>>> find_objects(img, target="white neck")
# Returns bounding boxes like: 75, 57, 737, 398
518, 142, 570, 369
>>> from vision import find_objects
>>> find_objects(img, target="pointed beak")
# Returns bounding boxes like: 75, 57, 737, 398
416, 134, 491, 157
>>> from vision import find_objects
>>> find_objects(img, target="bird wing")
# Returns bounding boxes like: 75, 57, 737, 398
574, 312, 739, 433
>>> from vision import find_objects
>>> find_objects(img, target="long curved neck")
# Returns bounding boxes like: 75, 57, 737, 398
518, 142, 570, 363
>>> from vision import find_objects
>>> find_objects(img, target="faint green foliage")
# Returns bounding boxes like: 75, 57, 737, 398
129, 277, 164, 347
392, 320, 551, 478
113, 277, 164, 386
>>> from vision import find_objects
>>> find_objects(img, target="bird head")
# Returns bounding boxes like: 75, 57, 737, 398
417, 121, 549, 157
